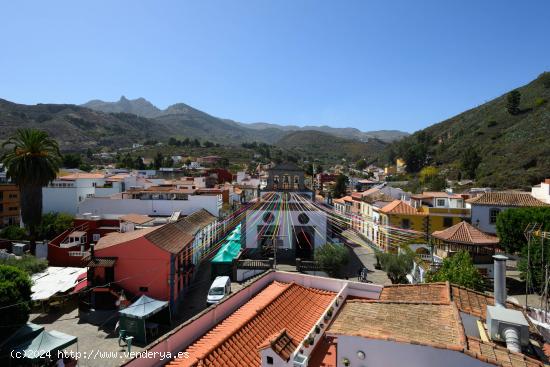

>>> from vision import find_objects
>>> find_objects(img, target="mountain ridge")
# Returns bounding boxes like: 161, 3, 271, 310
81, 96, 408, 143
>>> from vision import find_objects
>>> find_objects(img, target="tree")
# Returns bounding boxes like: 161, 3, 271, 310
36, 212, 74, 240
1, 129, 62, 253
134, 156, 146, 170
496, 207, 550, 254
426, 251, 484, 291
517, 237, 549, 293
332, 174, 349, 198
0, 265, 32, 338
355, 159, 367, 171
154, 152, 164, 169
315, 243, 350, 277
62, 153, 82, 168
376, 251, 414, 284
506, 90, 521, 115
0, 225, 27, 240
461, 149, 481, 179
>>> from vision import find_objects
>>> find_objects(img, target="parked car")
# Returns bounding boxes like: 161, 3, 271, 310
207, 276, 231, 305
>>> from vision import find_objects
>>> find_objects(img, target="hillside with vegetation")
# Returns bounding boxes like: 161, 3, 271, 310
382, 72, 550, 189
276, 130, 387, 162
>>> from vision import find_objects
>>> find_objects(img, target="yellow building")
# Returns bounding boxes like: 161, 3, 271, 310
376, 194, 470, 251
0, 183, 20, 228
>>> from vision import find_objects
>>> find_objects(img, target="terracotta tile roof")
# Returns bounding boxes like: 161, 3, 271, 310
59, 172, 105, 180
379, 282, 451, 304
450, 285, 523, 319
327, 299, 465, 350
169, 281, 335, 367
466, 192, 548, 207
258, 329, 298, 362
466, 337, 544, 367
84, 256, 117, 267
432, 221, 500, 246
412, 191, 463, 199
95, 226, 158, 250
118, 214, 153, 225
380, 200, 423, 215
146, 209, 217, 254
96, 209, 216, 254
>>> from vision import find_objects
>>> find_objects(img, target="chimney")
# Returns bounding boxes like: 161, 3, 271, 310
493, 255, 508, 307
90, 243, 95, 260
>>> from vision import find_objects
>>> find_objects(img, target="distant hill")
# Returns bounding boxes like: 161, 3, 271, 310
0, 99, 172, 150
383, 72, 550, 189
276, 130, 387, 162
82, 97, 408, 143
242, 121, 408, 143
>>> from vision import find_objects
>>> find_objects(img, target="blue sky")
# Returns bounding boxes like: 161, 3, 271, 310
1, 1, 549, 132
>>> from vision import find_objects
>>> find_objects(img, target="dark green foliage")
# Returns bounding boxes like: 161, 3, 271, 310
378, 72, 550, 189
506, 90, 521, 115
496, 207, 550, 253
315, 243, 350, 277
0, 265, 32, 337
36, 212, 74, 240
0, 255, 48, 275
517, 237, 549, 293
355, 159, 367, 170
1, 129, 62, 252
0, 226, 27, 240
375, 251, 414, 284
332, 174, 349, 199
541, 72, 550, 89
426, 251, 484, 291
461, 149, 481, 179
62, 153, 82, 168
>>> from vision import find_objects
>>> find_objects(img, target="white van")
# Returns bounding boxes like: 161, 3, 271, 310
207, 276, 231, 305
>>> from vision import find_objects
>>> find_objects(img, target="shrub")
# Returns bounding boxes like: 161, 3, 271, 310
376, 251, 414, 284
426, 251, 484, 291
0, 265, 32, 338
535, 97, 547, 107
0, 255, 48, 275
0, 226, 27, 241
315, 243, 349, 277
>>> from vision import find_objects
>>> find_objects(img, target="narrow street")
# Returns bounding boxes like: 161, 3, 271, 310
343, 229, 392, 285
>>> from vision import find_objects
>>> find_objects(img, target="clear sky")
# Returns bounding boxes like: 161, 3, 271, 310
1, 1, 549, 132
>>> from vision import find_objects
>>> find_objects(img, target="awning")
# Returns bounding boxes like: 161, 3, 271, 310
72, 279, 89, 294
0, 323, 44, 352
31, 267, 87, 301
12, 329, 77, 359
86, 257, 117, 267
119, 295, 169, 319
212, 240, 242, 263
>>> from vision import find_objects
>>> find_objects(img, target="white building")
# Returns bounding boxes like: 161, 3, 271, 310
77, 189, 222, 217
467, 191, 548, 234
243, 163, 328, 260
531, 179, 550, 204
42, 172, 148, 214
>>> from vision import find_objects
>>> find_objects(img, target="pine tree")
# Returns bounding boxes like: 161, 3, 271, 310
506, 90, 521, 115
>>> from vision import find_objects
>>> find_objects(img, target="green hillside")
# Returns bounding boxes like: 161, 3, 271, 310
276, 130, 387, 163
383, 72, 550, 189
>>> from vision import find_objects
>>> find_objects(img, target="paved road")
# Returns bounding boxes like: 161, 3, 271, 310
343, 229, 391, 285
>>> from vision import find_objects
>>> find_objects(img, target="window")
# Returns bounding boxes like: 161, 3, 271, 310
489, 208, 500, 224
436, 198, 446, 207
298, 213, 310, 224
443, 217, 453, 227
266, 356, 273, 365
263, 212, 274, 223
401, 218, 410, 229
92, 233, 101, 242
139, 286, 149, 292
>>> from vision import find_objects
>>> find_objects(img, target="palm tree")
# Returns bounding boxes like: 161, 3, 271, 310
1, 129, 62, 253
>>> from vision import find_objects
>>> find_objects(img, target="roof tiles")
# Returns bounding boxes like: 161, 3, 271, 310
466, 192, 548, 207
168, 281, 335, 367
432, 221, 500, 245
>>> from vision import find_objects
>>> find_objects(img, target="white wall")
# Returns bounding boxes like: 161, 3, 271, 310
335, 336, 494, 367
471, 205, 498, 234
244, 209, 327, 250
77, 195, 221, 217
532, 182, 550, 204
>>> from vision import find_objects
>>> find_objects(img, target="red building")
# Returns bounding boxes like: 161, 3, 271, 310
47, 214, 154, 267
86, 209, 218, 310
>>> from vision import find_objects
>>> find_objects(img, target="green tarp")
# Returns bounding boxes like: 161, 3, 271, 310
12, 329, 77, 359
212, 240, 242, 263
